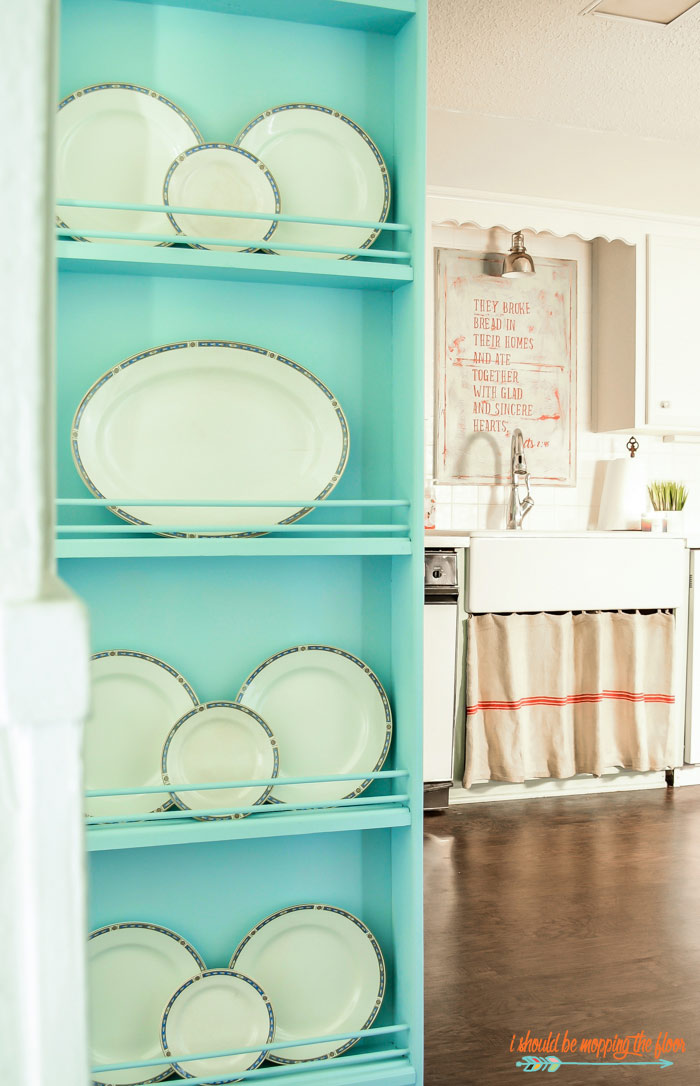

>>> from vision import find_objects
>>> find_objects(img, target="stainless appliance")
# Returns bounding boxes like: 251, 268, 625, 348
424, 549, 458, 809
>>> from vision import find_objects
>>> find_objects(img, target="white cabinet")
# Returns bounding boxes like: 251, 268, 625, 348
647, 236, 700, 429
593, 234, 700, 434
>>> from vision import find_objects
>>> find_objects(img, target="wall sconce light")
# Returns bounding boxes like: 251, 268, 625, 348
502, 231, 535, 278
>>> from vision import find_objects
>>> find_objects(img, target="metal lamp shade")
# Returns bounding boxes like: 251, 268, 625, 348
502, 231, 535, 278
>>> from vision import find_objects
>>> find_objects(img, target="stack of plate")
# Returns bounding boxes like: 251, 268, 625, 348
57, 83, 390, 258
90, 904, 385, 1084
85, 645, 392, 819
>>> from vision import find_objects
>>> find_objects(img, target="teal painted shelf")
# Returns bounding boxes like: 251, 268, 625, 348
56, 536, 413, 558
57, 242, 413, 291
87, 803, 411, 852
59, 0, 427, 1080
119, 0, 417, 34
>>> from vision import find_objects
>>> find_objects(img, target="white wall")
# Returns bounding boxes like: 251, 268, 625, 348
425, 223, 700, 533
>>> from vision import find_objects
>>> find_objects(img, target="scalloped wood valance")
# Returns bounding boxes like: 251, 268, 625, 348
428, 186, 700, 247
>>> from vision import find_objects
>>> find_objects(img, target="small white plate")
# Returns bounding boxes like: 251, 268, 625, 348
230, 904, 385, 1063
235, 103, 389, 259
161, 969, 275, 1082
57, 83, 202, 244
72, 341, 349, 537
89, 921, 205, 1085
162, 701, 278, 818
86, 651, 199, 817
236, 646, 392, 804
163, 143, 280, 252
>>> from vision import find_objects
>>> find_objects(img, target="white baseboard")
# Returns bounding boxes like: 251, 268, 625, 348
449, 769, 668, 805
669, 765, 700, 787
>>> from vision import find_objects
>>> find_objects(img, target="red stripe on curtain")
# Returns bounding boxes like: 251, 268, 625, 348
466, 690, 675, 716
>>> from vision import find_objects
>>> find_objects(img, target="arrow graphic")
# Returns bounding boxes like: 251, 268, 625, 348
516, 1055, 674, 1073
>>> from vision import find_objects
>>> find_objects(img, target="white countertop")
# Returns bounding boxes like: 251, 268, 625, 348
425, 529, 700, 548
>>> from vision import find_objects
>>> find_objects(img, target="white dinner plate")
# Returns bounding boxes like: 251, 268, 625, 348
163, 143, 280, 252
161, 969, 275, 1082
162, 701, 278, 818
230, 904, 385, 1063
89, 921, 205, 1085
235, 103, 389, 259
236, 646, 392, 804
85, 651, 198, 817
57, 83, 203, 244
72, 341, 349, 537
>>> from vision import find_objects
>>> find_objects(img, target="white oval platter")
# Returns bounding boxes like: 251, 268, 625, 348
89, 921, 205, 1085
163, 143, 280, 252
235, 103, 389, 260
236, 645, 392, 805
162, 701, 278, 818
230, 904, 385, 1063
161, 969, 275, 1081
86, 651, 199, 817
57, 83, 203, 244
72, 341, 349, 537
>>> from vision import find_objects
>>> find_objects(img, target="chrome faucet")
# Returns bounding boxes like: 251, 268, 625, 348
506, 428, 534, 530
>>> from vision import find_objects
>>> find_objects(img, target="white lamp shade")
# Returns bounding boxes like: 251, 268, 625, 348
597, 457, 646, 531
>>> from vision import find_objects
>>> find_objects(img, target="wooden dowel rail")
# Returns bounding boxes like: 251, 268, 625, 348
93, 1024, 409, 1072
57, 498, 410, 508
56, 226, 410, 259
57, 197, 411, 233
124, 1048, 410, 1086
87, 769, 409, 797
58, 524, 408, 535
86, 794, 410, 825
95, 1049, 410, 1085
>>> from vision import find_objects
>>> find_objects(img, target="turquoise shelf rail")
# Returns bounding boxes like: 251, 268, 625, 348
56, 497, 413, 556
93, 1024, 409, 1072
58, 226, 409, 260
56, 199, 413, 288
86, 804, 411, 851
57, 241, 413, 290
95, 1053, 414, 1086
86, 771, 411, 849
57, 198, 411, 233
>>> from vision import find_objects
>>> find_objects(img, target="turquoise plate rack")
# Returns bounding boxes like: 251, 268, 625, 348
56, 0, 425, 1082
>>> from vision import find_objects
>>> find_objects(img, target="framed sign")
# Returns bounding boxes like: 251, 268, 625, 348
434, 247, 577, 485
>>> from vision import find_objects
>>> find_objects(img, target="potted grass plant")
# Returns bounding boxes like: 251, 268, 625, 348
647, 480, 688, 535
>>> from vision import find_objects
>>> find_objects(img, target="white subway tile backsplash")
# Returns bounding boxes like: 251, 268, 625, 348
434, 502, 452, 530
451, 503, 479, 530
452, 486, 480, 504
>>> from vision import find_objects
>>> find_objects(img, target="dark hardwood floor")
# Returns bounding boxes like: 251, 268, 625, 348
424, 788, 700, 1084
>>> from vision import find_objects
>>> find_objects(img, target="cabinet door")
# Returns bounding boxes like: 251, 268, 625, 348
647, 235, 700, 429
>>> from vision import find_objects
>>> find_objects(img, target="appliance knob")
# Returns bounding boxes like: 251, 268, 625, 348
432, 568, 442, 578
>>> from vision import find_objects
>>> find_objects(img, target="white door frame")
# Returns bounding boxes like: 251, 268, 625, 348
0, 3, 90, 1083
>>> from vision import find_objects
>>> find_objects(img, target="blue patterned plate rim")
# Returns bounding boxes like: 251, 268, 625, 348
88, 920, 206, 1086
71, 340, 350, 539
234, 102, 390, 260
161, 701, 279, 820
57, 82, 203, 244
229, 903, 385, 1064
162, 142, 281, 252
236, 645, 392, 805
160, 968, 275, 1082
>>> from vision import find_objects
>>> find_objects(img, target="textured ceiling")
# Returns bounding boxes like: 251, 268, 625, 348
429, 0, 700, 141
